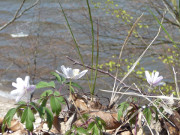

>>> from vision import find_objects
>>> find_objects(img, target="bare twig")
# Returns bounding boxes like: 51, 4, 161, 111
100, 89, 180, 101
66, 56, 139, 92
0, 0, 40, 31
120, 14, 163, 84
162, 0, 180, 25
110, 13, 144, 106
113, 108, 143, 135
110, 12, 165, 106
142, 114, 154, 135
172, 67, 179, 98
118, 13, 144, 61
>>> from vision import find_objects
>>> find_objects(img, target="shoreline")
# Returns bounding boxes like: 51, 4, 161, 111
0, 95, 16, 118
0, 87, 23, 118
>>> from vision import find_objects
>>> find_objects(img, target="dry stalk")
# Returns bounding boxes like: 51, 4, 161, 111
110, 13, 144, 107
100, 89, 180, 101
172, 67, 180, 98
110, 11, 165, 107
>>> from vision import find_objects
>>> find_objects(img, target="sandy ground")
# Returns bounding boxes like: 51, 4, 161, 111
0, 96, 16, 118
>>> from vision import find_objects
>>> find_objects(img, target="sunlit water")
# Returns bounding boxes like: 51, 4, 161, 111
0, 0, 179, 101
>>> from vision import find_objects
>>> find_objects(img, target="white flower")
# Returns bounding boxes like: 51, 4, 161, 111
145, 70, 164, 86
10, 76, 35, 102
56, 65, 88, 79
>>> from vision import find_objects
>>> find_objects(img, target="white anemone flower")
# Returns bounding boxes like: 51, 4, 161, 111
56, 65, 88, 79
10, 76, 35, 102
145, 70, 164, 86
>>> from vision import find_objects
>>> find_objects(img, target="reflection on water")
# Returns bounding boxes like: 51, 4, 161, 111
0, 0, 179, 98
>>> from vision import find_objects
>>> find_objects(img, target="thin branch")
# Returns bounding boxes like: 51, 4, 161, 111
66, 56, 139, 92
100, 89, 180, 100
172, 67, 179, 98
110, 13, 144, 106
162, 0, 180, 25
119, 14, 163, 84
0, 0, 40, 31
110, 12, 165, 106
118, 13, 144, 61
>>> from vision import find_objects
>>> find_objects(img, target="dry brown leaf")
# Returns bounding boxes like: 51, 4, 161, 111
53, 115, 60, 132
169, 110, 180, 130
0, 117, 3, 123
165, 121, 179, 135
3, 129, 27, 135
90, 111, 120, 129
120, 130, 132, 135
0, 118, 24, 134
9, 119, 24, 132
69, 94, 88, 111
75, 111, 120, 130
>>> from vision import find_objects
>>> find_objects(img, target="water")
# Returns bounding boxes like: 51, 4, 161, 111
0, 0, 179, 100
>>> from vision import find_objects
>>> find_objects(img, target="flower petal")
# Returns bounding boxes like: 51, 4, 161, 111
66, 67, 73, 78
152, 71, 159, 83
145, 71, 152, 85
153, 76, 163, 86
61, 65, 68, 77
10, 89, 19, 96
27, 85, 36, 93
16, 78, 25, 89
73, 70, 88, 79
56, 70, 67, 78
24, 76, 30, 87
16, 77, 24, 84
12, 82, 18, 88
15, 95, 24, 102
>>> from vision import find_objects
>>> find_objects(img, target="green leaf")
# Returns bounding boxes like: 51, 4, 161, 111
94, 124, 99, 135
29, 102, 38, 110
16, 101, 27, 105
40, 98, 48, 107
65, 130, 72, 135
151, 106, 158, 122
21, 107, 28, 123
54, 91, 60, 96
16, 104, 27, 117
29, 102, 41, 114
40, 90, 53, 98
56, 96, 65, 104
38, 105, 45, 118
96, 117, 106, 130
26, 118, 34, 132
21, 107, 35, 131
3, 108, 16, 128
82, 113, 89, 121
38, 90, 53, 103
76, 127, 87, 134
2, 121, 6, 133
45, 107, 53, 130
36, 81, 55, 89
118, 102, 129, 121
143, 107, 152, 125
51, 71, 66, 84
50, 96, 61, 115
66, 82, 82, 89
87, 121, 95, 131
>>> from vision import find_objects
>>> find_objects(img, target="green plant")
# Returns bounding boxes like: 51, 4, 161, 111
65, 114, 106, 135
2, 73, 66, 133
